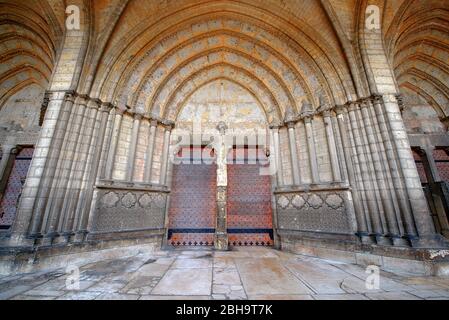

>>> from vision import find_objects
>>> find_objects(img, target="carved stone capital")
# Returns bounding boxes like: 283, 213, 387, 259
286, 120, 297, 129
371, 94, 384, 105
134, 113, 143, 121
334, 104, 348, 116
64, 90, 77, 103
346, 101, 359, 112
100, 102, 114, 113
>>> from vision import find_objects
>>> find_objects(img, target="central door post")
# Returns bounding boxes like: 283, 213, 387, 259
215, 122, 229, 250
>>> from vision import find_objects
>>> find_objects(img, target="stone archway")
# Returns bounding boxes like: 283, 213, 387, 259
167, 79, 274, 249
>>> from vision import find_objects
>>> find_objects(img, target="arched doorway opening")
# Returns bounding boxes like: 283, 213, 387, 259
167, 80, 274, 248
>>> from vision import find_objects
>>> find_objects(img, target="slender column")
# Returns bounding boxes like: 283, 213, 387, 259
43, 93, 77, 237
60, 100, 95, 234
104, 108, 125, 180
371, 95, 418, 239
355, 103, 389, 238
68, 101, 99, 237
215, 122, 229, 251
348, 102, 385, 241
322, 109, 342, 182
367, 97, 405, 238
302, 116, 319, 184
98, 106, 116, 180
359, 99, 401, 243
58, 98, 89, 234
335, 106, 371, 243
269, 125, 283, 186
144, 120, 158, 183
160, 124, 173, 186
287, 121, 301, 185
86, 104, 115, 233
75, 102, 112, 241
127, 113, 142, 181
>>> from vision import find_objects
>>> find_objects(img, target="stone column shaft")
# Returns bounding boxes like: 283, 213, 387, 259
160, 127, 172, 186
43, 94, 77, 236
366, 99, 405, 237
359, 102, 400, 239
104, 110, 124, 180
304, 118, 320, 184
323, 112, 342, 182
98, 107, 116, 180
68, 105, 99, 235
58, 102, 88, 233
127, 114, 142, 181
372, 97, 417, 238
355, 105, 389, 237
74, 103, 111, 240
287, 123, 301, 185
335, 107, 370, 240
348, 105, 384, 238
28, 92, 73, 236
272, 128, 284, 186
59, 104, 93, 233
144, 121, 158, 183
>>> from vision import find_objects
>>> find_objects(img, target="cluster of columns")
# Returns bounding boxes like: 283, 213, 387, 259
16, 92, 113, 244
7, 90, 173, 246
103, 109, 173, 186
271, 94, 440, 247
272, 100, 344, 188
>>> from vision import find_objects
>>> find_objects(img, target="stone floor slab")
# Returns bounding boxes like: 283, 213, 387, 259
152, 268, 212, 296
235, 258, 313, 295
2, 248, 449, 301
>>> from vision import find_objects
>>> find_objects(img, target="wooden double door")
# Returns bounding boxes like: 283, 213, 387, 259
167, 147, 273, 247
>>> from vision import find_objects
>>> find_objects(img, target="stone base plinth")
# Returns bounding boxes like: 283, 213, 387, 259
0, 234, 163, 275
279, 231, 449, 277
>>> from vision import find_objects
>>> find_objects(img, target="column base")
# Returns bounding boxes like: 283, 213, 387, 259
376, 235, 393, 246
73, 230, 88, 243
214, 233, 229, 251
392, 237, 411, 247
411, 234, 449, 248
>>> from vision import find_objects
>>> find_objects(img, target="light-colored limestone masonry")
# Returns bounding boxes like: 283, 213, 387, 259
0, 0, 448, 276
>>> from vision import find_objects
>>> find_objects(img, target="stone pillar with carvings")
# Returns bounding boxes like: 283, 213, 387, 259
215, 121, 229, 251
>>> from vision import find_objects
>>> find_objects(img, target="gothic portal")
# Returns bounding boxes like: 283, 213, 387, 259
1, 0, 449, 275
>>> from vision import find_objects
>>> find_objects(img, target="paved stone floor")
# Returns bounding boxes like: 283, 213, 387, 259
1, 247, 449, 300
